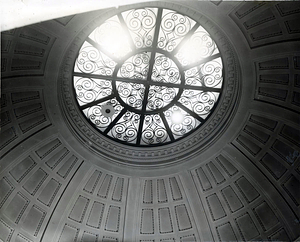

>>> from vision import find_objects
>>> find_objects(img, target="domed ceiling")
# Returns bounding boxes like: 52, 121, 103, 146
1, 1, 300, 242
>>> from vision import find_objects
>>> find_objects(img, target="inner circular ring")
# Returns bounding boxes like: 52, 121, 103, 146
112, 48, 185, 115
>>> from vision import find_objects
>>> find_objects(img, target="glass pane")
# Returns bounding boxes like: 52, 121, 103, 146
179, 90, 220, 119
157, 9, 196, 52
73, 77, 113, 106
175, 26, 219, 66
89, 15, 132, 59
185, 57, 223, 88
141, 114, 170, 145
74, 41, 117, 75
117, 52, 151, 80
116, 82, 145, 110
147, 85, 179, 111
151, 53, 181, 84
83, 98, 123, 131
122, 8, 158, 48
107, 111, 140, 143
164, 105, 200, 139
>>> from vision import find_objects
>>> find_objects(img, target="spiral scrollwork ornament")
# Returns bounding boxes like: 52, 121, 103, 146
123, 8, 157, 48
147, 85, 179, 111
117, 52, 150, 80
164, 105, 199, 139
109, 111, 140, 143
117, 82, 145, 110
141, 114, 168, 144
74, 77, 113, 106
152, 54, 181, 84
185, 57, 223, 88
83, 98, 123, 131
157, 9, 196, 52
75, 42, 117, 76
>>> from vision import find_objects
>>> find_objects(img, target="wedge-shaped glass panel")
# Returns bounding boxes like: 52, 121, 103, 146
157, 9, 196, 52
164, 105, 201, 139
179, 90, 220, 119
185, 57, 223, 88
107, 111, 140, 144
83, 98, 123, 131
147, 85, 179, 111
89, 15, 132, 59
74, 77, 113, 106
117, 52, 151, 80
122, 8, 158, 48
74, 41, 117, 75
151, 53, 181, 84
175, 26, 219, 66
117, 82, 146, 110
141, 114, 170, 145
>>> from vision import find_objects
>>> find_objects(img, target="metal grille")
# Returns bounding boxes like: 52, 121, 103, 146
73, 7, 223, 146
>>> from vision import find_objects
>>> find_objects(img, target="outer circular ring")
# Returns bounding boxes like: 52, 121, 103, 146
58, 2, 240, 166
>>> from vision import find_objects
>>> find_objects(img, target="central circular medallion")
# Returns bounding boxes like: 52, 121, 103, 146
114, 51, 182, 114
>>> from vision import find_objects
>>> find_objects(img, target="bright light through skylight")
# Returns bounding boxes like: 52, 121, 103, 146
90, 15, 132, 58
171, 110, 184, 124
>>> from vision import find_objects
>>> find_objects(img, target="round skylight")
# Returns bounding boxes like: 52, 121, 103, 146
73, 7, 223, 146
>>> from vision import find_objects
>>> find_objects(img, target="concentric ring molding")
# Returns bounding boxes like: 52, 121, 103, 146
58, 1, 240, 166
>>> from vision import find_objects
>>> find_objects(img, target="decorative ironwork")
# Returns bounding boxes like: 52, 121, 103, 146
117, 82, 145, 109
185, 57, 223, 88
117, 52, 151, 79
175, 26, 219, 66
122, 8, 157, 48
75, 42, 117, 75
141, 114, 169, 144
179, 90, 219, 119
73, 7, 224, 146
164, 105, 200, 139
157, 9, 196, 52
152, 54, 181, 84
108, 111, 140, 143
74, 77, 113, 106
83, 98, 123, 131
147, 85, 179, 111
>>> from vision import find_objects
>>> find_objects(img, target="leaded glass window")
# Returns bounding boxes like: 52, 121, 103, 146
73, 7, 223, 146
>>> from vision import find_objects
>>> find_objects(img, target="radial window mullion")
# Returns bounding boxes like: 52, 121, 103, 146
142, 86, 150, 111
136, 114, 145, 145
117, 13, 137, 51
79, 94, 115, 110
148, 81, 178, 88
183, 85, 222, 93
103, 108, 127, 135
182, 53, 221, 71
73, 72, 116, 80
176, 101, 205, 122
160, 112, 175, 141
153, 8, 163, 49
74, 72, 147, 85
148, 80, 221, 93
172, 23, 200, 55
147, 8, 163, 80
